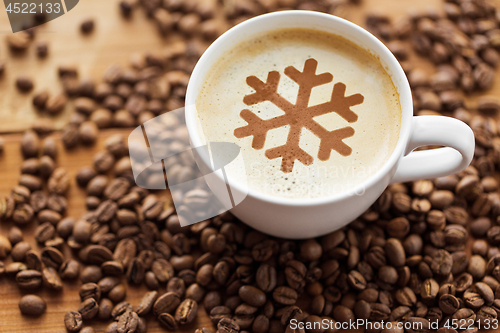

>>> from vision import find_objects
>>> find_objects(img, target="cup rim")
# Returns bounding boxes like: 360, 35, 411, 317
185, 10, 412, 207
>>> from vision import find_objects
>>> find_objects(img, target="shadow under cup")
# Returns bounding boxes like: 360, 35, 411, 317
185, 10, 414, 239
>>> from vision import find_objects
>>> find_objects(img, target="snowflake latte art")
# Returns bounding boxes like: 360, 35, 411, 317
196, 28, 401, 199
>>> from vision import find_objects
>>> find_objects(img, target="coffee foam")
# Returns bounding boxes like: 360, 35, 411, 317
195, 28, 401, 199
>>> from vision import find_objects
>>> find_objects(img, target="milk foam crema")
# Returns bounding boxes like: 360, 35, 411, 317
195, 28, 401, 199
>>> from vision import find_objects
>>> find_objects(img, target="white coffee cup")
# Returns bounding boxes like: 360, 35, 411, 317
185, 10, 475, 239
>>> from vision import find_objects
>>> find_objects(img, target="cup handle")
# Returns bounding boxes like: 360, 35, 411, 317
390, 116, 475, 184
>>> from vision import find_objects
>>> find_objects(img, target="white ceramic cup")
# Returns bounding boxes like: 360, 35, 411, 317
185, 10, 475, 239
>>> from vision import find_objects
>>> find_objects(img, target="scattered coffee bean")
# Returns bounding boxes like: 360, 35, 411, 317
175, 298, 198, 324
16, 76, 34, 92
0, 235, 12, 259
78, 297, 99, 320
81, 19, 95, 34
136, 290, 158, 316
18, 295, 46, 316
65, 311, 83, 332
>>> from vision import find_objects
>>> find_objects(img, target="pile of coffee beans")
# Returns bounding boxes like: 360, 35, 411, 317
365, 0, 500, 113
3, 0, 500, 333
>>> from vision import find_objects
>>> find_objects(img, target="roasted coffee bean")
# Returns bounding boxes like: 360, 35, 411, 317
196, 263, 213, 286
21, 158, 41, 175
300, 239, 322, 261
99, 298, 114, 320
34, 222, 55, 244
114, 239, 137, 269
256, 264, 277, 292
464, 290, 484, 308
0, 235, 12, 260
41, 137, 57, 160
41, 246, 64, 269
476, 282, 494, 305
77, 167, 97, 188
12, 185, 30, 204
45, 237, 64, 249
25, 250, 42, 271
127, 257, 145, 284
79, 297, 99, 320
65, 311, 83, 332
11, 241, 30, 262
152, 258, 174, 283
333, 305, 355, 323
59, 259, 80, 280
79, 121, 98, 145
73, 220, 92, 244
167, 277, 185, 297
19, 174, 42, 191
136, 290, 158, 316
239, 285, 266, 307
203, 291, 221, 312
154, 292, 180, 315
80, 283, 101, 302
6, 262, 27, 275
42, 267, 63, 291
39, 156, 56, 179
16, 270, 42, 289
57, 217, 75, 239
145, 271, 160, 290
47, 167, 70, 195
21, 130, 39, 159
117, 309, 139, 333
83, 245, 114, 265
137, 317, 147, 333
95, 200, 118, 223
389, 305, 412, 322
210, 306, 232, 325
101, 261, 124, 277
421, 278, 439, 302
218, 317, 240, 333
379, 266, 398, 285
112, 301, 133, 320
38, 209, 62, 225
387, 217, 410, 238
81, 328, 95, 333
142, 195, 164, 220
175, 298, 198, 324
273, 286, 298, 305
430, 249, 453, 275
105, 177, 130, 201
8, 226, 23, 245
469, 255, 486, 279
94, 151, 115, 173
98, 276, 120, 293
452, 307, 476, 323
158, 312, 178, 331
105, 322, 118, 333
19, 294, 46, 316
396, 286, 418, 308
13, 203, 34, 225
477, 305, 497, 326
109, 284, 127, 303
347, 270, 367, 291
80, 265, 103, 283
438, 294, 459, 314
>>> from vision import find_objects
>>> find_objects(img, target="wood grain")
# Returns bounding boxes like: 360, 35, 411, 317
0, 0, 499, 332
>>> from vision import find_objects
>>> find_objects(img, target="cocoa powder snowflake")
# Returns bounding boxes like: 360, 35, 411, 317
234, 58, 364, 173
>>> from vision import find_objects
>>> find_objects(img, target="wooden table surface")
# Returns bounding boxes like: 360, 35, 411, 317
1, 0, 500, 332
